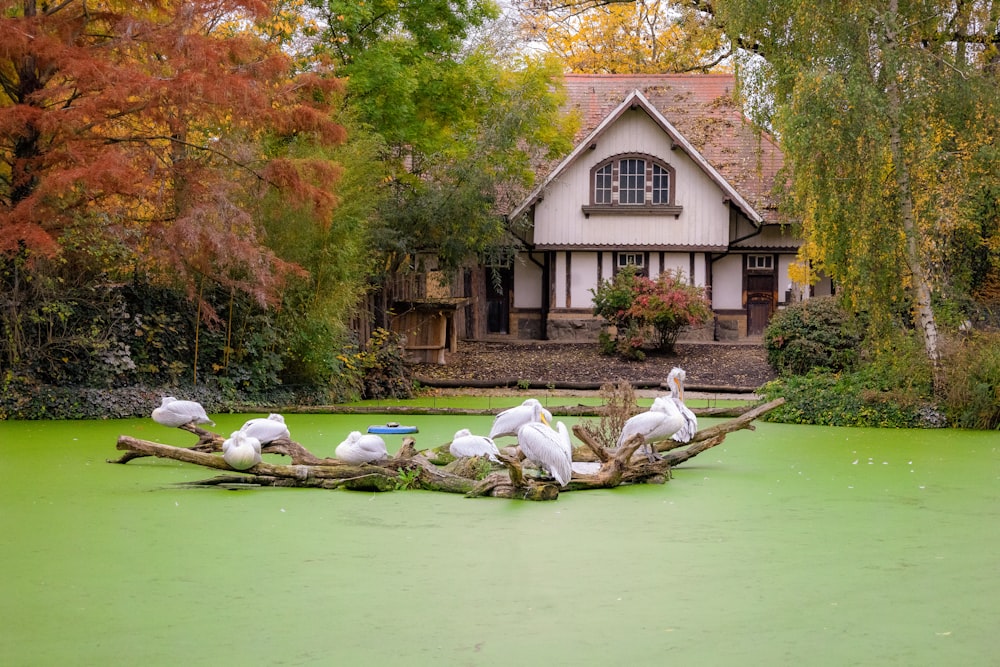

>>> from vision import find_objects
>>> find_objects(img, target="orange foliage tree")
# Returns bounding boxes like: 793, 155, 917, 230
513, 0, 728, 73
0, 0, 345, 311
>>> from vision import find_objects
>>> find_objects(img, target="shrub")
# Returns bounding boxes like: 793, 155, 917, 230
633, 270, 713, 351
335, 328, 413, 401
591, 267, 712, 358
764, 297, 862, 375
579, 381, 639, 448
591, 266, 644, 332
940, 332, 1000, 429
759, 331, 943, 428
759, 370, 944, 428
597, 331, 617, 356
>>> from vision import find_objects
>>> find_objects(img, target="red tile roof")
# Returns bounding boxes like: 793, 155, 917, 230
558, 73, 784, 223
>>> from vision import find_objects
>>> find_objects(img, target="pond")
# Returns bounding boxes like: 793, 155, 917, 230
1, 404, 997, 666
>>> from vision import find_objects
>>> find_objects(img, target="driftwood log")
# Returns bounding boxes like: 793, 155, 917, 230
247, 404, 752, 418
110, 398, 784, 501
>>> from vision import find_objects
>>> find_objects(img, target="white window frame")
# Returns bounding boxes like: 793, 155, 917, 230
618, 158, 646, 205
651, 163, 670, 204
617, 252, 645, 269
594, 163, 613, 204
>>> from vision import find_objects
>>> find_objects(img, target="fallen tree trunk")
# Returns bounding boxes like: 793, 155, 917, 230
268, 403, 753, 418
110, 398, 784, 500
568, 397, 785, 462
411, 376, 759, 394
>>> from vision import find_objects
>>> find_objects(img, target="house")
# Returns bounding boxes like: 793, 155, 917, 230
468, 73, 831, 342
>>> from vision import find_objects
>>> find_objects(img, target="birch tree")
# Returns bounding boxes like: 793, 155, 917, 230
714, 0, 1000, 372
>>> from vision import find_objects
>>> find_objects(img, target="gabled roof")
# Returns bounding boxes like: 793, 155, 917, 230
509, 73, 784, 224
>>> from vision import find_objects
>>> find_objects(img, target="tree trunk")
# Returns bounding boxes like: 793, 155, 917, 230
281, 403, 753, 418
884, 0, 941, 375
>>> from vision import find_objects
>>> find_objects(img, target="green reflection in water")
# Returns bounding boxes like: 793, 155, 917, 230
0, 414, 997, 666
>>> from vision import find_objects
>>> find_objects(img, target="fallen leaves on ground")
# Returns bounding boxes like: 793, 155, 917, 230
409, 341, 776, 390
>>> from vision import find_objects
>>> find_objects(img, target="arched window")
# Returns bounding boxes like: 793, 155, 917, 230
584, 154, 682, 217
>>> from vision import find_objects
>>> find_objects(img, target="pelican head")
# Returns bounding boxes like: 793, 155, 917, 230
668, 367, 686, 400
489, 398, 553, 439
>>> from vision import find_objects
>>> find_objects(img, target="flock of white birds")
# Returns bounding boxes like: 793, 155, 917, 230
150, 367, 696, 485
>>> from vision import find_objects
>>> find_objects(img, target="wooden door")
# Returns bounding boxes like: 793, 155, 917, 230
746, 273, 774, 336
485, 267, 513, 335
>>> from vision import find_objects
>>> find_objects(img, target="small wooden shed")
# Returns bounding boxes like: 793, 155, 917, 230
390, 298, 468, 365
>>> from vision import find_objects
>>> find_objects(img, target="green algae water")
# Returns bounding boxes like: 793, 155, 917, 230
1, 412, 997, 666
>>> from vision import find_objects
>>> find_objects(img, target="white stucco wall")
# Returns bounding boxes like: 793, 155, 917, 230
693, 252, 707, 286
661, 252, 690, 279
568, 252, 598, 309
513, 254, 543, 309
778, 254, 796, 302
712, 254, 744, 309
553, 252, 567, 308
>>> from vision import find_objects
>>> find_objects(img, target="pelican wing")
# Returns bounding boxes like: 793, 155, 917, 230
517, 422, 572, 487
335, 432, 365, 464
240, 416, 291, 444
617, 404, 683, 448
555, 421, 573, 460
489, 405, 531, 439
489, 399, 553, 439
450, 433, 500, 460
357, 434, 388, 459
671, 401, 698, 443
152, 397, 214, 427
335, 433, 387, 464
223, 432, 262, 470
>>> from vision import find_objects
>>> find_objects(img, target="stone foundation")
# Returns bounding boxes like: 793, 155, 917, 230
714, 314, 746, 340
506, 312, 750, 342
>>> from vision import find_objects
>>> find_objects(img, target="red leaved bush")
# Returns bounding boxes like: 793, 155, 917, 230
592, 267, 712, 355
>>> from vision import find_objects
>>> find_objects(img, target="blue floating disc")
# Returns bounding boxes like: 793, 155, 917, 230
367, 424, 419, 434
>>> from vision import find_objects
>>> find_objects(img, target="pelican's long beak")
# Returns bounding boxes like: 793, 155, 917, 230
540, 412, 549, 426
675, 377, 684, 401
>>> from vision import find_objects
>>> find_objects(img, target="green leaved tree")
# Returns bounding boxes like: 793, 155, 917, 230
305, 0, 577, 313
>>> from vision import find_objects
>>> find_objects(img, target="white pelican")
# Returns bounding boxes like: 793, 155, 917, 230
239, 413, 290, 444
489, 398, 554, 439
222, 430, 262, 470
516, 402, 572, 487
151, 396, 215, 428
616, 396, 684, 461
449, 429, 501, 462
335, 431, 388, 465
666, 367, 698, 443
571, 461, 602, 475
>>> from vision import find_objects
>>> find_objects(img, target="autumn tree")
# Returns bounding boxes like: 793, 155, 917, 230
712, 0, 1000, 373
0, 1, 346, 379
0, 0, 343, 295
512, 0, 728, 72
